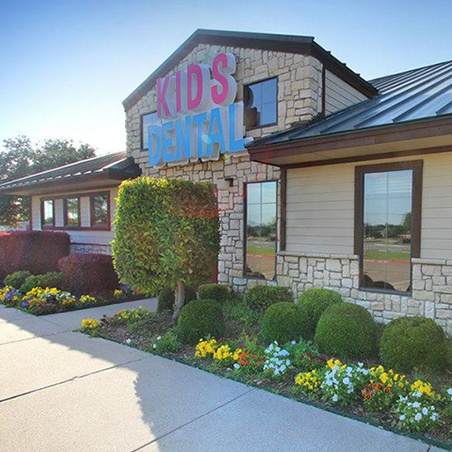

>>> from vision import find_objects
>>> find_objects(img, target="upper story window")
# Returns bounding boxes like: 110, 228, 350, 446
355, 161, 422, 294
64, 197, 80, 228
90, 193, 109, 229
141, 112, 158, 150
244, 77, 278, 129
245, 181, 278, 280
41, 199, 54, 227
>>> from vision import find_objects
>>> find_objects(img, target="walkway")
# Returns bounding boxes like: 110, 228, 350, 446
0, 300, 446, 452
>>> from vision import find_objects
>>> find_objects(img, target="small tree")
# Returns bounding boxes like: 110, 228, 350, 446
112, 177, 220, 320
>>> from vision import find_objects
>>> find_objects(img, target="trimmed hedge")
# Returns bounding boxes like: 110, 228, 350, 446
244, 285, 293, 312
260, 302, 304, 343
198, 284, 230, 302
380, 317, 448, 373
298, 288, 343, 340
4, 270, 32, 289
315, 303, 377, 359
58, 254, 119, 295
0, 231, 70, 279
178, 299, 225, 344
20, 272, 64, 294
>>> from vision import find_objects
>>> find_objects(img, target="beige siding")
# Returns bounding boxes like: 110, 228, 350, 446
30, 187, 118, 247
286, 165, 355, 255
286, 153, 452, 260
325, 70, 368, 115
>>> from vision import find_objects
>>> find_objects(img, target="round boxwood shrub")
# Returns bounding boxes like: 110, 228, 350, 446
4, 270, 32, 289
298, 288, 343, 340
157, 286, 197, 313
261, 302, 304, 344
198, 284, 230, 302
315, 303, 377, 359
178, 299, 225, 344
244, 285, 293, 312
380, 316, 447, 372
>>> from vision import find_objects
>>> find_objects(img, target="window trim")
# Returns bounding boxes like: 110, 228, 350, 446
354, 160, 423, 294
244, 76, 278, 130
243, 179, 279, 280
90, 192, 111, 230
41, 199, 55, 228
141, 111, 157, 151
63, 197, 81, 229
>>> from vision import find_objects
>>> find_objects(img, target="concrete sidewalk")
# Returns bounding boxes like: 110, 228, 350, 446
0, 302, 448, 452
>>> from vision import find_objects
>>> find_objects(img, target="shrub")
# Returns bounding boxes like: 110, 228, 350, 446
198, 284, 230, 302
178, 299, 225, 344
58, 254, 119, 295
4, 270, 32, 289
380, 317, 447, 373
260, 302, 304, 344
19, 272, 65, 294
157, 286, 197, 313
298, 288, 343, 340
0, 231, 70, 277
153, 329, 182, 353
112, 177, 220, 318
315, 303, 377, 359
244, 285, 293, 312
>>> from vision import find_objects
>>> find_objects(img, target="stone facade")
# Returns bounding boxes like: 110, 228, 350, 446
276, 252, 452, 334
70, 243, 111, 255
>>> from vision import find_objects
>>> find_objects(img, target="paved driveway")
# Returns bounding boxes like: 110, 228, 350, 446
0, 301, 447, 452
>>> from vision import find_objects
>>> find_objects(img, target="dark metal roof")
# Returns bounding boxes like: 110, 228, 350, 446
0, 152, 141, 194
250, 60, 452, 147
123, 29, 377, 110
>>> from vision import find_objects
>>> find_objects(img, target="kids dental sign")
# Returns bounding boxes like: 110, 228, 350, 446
146, 52, 245, 167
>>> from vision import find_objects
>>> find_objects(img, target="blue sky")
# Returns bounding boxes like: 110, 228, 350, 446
1, 0, 451, 155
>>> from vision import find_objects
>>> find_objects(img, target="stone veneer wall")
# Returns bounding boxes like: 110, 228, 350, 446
125, 43, 324, 168
70, 243, 112, 255
145, 155, 280, 288
276, 252, 452, 334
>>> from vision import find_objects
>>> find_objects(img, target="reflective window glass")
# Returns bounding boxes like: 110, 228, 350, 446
65, 198, 80, 226
42, 200, 54, 226
91, 194, 109, 227
244, 78, 277, 128
245, 181, 277, 279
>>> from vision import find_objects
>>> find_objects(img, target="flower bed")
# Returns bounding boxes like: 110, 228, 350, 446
79, 302, 452, 449
0, 285, 146, 315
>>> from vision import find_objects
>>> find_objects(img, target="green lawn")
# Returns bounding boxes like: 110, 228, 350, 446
364, 250, 410, 261
247, 246, 276, 255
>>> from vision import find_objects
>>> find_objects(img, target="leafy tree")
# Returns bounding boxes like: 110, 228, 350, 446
0, 136, 96, 225
112, 177, 220, 320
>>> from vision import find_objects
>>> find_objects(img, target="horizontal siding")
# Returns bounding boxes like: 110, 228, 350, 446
286, 165, 355, 255
285, 153, 452, 260
421, 153, 452, 258
30, 187, 118, 248
325, 70, 368, 115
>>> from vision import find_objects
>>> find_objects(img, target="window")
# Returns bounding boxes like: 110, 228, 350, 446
90, 193, 109, 229
41, 199, 54, 227
245, 181, 277, 279
141, 112, 158, 150
355, 161, 422, 294
64, 197, 80, 227
244, 78, 277, 129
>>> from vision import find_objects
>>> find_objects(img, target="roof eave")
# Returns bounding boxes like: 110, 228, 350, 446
122, 29, 377, 111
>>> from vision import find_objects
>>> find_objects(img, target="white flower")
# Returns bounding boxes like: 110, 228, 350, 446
153, 344, 157, 349
414, 413, 422, 421
343, 377, 350, 385
156, 336, 162, 340
291, 340, 296, 345
422, 407, 428, 415
430, 413, 438, 421
399, 414, 406, 421
233, 363, 240, 369
412, 402, 421, 408
125, 338, 132, 345
332, 394, 339, 402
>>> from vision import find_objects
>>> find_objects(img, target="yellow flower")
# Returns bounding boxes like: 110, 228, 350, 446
81, 318, 99, 329
380, 372, 388, 384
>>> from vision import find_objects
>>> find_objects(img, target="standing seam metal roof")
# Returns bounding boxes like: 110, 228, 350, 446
249, 60, 452, 146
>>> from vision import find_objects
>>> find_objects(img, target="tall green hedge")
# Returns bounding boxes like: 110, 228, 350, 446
112, 177, 220, 313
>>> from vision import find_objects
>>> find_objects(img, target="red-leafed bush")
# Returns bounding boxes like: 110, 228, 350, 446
0, 231, 70, 280
58, 253, 119, 295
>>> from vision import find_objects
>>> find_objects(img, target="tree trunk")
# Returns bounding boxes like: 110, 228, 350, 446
172, 280, 185, 322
